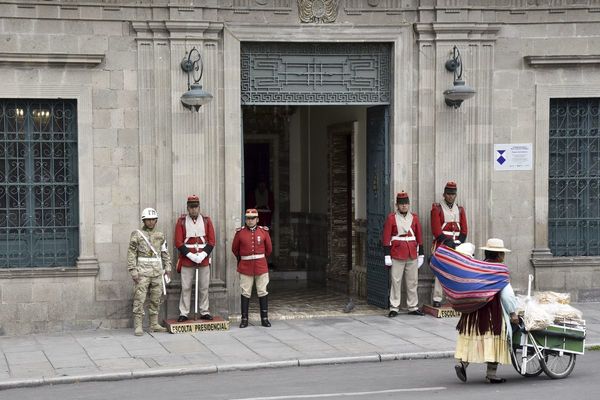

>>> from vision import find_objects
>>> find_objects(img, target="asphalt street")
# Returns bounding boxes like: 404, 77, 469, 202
3, 350, 598, 400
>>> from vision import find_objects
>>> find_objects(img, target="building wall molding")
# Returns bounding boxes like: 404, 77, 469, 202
525, 55, 600, 66
0, 52, 104, 66
414, 23, 502, 42
0, 264, 99, 279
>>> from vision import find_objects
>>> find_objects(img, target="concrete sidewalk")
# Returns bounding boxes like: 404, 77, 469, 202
1, 303, 598, 390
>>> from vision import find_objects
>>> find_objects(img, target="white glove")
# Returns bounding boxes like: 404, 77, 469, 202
384, 255, 392, 267
197, 252, 207, 263
417, 255, 425, 269
186, 253, 202, 264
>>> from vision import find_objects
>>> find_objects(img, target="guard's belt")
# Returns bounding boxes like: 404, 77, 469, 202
138, 257, 161, 263
185, 243, 206, 249
240, 254, 265, 260
391, 235, 416, 242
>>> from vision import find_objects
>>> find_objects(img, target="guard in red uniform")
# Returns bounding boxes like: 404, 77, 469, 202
174, 195, 216, 321
382, 192, 425, 317
430, 181, 468, 307
232, 208, 273, 328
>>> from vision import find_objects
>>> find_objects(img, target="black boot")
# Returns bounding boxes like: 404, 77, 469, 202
259, 295, 271, 327
239, 295, 250, 328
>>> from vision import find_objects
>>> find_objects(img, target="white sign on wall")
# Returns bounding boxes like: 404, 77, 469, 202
494, 143, 533, 171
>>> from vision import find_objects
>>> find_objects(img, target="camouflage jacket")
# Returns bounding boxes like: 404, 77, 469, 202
127, 227, 172, 278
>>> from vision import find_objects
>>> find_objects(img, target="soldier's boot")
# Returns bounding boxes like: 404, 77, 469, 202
134, 315, 144, 336
259, 295, 271, 327
149, 314, 168, 333
239, 295, 250, 328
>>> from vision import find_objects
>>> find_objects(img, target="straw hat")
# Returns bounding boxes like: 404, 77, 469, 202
455, 242, 475, 257
479, 238, 511, 253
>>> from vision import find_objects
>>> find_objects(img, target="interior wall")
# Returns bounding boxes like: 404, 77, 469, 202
289, 109, 307, 213
288, 106, 367, 218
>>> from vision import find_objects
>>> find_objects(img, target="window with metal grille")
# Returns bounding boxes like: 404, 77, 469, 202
549, 98, 600, 256
0, 99, 79, 268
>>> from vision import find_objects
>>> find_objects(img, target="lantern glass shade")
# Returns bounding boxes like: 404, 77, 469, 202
443, 79, 476, 108
180, 83, 213, 111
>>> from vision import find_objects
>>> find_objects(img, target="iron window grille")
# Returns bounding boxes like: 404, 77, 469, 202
549, 98, 600, 257
0, 99, 79, 268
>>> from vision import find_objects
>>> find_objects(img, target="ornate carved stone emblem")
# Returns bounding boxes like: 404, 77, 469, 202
298, 0, 339, 23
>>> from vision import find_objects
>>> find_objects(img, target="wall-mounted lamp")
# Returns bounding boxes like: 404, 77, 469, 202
180, 47, 213, 112
443, 46, 476, 109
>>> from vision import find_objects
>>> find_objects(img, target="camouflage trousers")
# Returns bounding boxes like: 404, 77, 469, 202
133, 275, 163, 317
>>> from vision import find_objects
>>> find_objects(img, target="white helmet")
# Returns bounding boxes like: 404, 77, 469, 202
141, 207, 158, 220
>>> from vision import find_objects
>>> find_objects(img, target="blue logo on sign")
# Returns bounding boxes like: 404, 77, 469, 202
496, 150, 506, 165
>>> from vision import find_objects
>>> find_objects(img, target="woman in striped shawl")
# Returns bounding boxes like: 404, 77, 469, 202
453, 239, 519, 384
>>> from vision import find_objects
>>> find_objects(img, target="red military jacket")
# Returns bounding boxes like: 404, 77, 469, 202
430, 202, 468, 248
175, 214, 216, 272
382, 212, 423, 260
232, 225, 272, 276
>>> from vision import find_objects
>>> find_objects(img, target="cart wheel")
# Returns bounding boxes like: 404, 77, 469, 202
540, 350, 576, 379
510, 345, 543, 377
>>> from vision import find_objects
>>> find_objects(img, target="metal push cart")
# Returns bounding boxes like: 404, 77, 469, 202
509, 275, 586, 379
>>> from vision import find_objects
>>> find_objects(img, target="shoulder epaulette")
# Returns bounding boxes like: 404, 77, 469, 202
259, 226, 269, 231
235, 226, 244, 232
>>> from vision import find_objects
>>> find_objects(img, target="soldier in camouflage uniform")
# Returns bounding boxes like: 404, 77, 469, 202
127, 208, 172, 336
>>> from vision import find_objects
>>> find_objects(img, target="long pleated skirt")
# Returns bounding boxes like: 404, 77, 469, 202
454, 320, 510, 364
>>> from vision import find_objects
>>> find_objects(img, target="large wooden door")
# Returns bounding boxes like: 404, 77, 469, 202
366, 106, 390, 308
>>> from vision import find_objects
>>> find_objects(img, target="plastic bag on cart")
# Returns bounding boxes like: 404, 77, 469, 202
534, 291, 571, 305
541, 303, 584, 325
523, 298, 554, 331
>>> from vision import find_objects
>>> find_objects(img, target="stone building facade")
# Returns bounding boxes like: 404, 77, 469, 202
1, 0, 600, 335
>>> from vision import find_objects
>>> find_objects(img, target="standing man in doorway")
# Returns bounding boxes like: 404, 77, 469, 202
248, 178, 274, 229
430, 181, 468, 307
127, 208, 172, 336
174, 195, 216, 321
382, 192, 425, 317
232, 208, 273, 328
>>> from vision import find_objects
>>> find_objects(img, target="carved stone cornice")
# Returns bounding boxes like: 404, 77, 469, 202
414, 23, 502, 41
132, 21, 223, 40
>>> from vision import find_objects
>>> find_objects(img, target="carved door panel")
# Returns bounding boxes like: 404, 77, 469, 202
366, 105, 390, 308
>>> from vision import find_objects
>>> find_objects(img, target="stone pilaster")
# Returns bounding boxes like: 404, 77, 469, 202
415, 23, 500, 254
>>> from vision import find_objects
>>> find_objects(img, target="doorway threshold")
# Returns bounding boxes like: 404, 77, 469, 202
232, 280, 383, 322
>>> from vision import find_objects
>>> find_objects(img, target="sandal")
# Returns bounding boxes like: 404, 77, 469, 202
454, 364, 467, 382
486, 376, 507, 384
